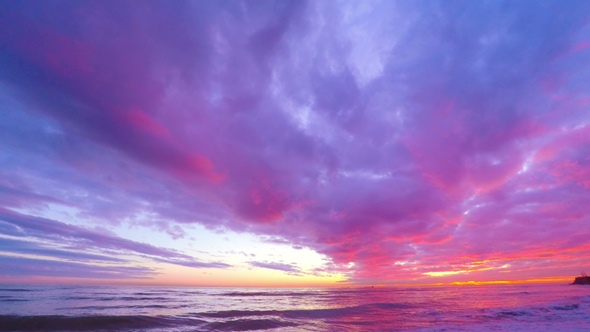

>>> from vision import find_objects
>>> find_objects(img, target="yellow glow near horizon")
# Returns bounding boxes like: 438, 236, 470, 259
424, 270, 467, 277
423, 260, 508, 278
449, 280, 511, 286
147, 263, 349, 287
435, 277, 573, 286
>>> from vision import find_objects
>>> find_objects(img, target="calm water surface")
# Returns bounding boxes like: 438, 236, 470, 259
1, 283, 590, 331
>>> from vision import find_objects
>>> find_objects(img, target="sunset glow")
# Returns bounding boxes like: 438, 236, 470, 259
1, 0, 590, 287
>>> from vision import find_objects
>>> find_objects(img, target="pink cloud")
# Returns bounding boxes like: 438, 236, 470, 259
1, 0, 590, 283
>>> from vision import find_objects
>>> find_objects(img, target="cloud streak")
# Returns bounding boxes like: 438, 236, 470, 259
250, 261, 301, 274
0, 208, 230, 276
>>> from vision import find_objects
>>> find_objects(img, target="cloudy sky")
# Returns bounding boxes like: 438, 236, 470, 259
1, 0, 590, 286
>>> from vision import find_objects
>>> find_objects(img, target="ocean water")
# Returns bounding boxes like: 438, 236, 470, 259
1, 283, 590, 331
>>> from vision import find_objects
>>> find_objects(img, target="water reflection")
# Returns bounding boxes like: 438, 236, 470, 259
1, 284, 589, 331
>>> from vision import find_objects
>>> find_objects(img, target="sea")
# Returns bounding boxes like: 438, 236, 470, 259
1, 283, 590, 331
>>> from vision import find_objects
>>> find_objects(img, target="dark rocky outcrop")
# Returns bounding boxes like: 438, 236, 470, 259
572, 276, 590, 285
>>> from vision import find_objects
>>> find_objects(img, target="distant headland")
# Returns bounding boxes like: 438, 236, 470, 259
572, 274, 590, 285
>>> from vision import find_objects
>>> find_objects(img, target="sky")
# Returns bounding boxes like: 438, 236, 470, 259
1, 0, 590, 287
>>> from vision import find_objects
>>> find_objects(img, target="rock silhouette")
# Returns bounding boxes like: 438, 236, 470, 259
572, 276, 590, 285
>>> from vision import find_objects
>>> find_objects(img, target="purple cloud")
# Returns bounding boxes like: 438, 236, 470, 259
0, 255, 155, 279
1, 0, 590, 283
0, 238, 126, 263
250, 261, 301, 274
0, 208, 230, 273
